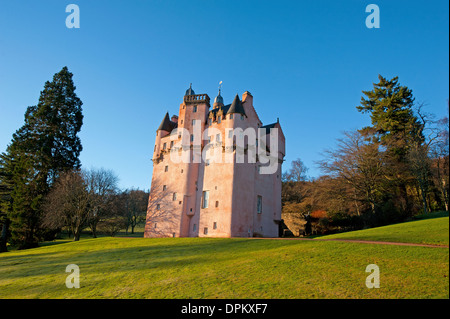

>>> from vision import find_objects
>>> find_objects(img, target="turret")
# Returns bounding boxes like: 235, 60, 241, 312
153, 112, 177, 160
213, 89, 224, 109
227, 94, 246, 118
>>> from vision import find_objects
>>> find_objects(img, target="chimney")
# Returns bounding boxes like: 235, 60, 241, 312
242, 91, 253, 105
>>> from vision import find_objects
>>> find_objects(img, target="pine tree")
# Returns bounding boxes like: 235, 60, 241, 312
13, 66, 83, 187
0, 153, 14, 252
0, 66, 84, 249
357, 75, 424, 159
356, 75, 425, 217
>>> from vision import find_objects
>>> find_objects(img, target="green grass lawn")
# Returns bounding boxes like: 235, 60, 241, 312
0, 217, 448, 299
318, 216, 449, 246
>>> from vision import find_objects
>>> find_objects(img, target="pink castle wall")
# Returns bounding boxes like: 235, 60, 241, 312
144, 90, 285, 238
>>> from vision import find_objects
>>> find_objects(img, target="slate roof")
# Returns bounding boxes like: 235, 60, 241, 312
209, 104, 231, 116
157, 112, 178, 132
227, 94, 246, 116
260, 122, 277, 134
185, 83, 195, 96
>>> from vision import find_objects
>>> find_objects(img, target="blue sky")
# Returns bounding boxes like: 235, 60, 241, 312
0, 0, 448, 191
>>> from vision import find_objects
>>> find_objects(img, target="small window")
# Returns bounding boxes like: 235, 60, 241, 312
154, 144, 157, 152
156, 204, 160, 210
213, 222, 217, 229
193, 224, 197, 231
165, 166, 168, 172
170, 141, 174, 148
190, 135, 194, 142
215, 201, 219, 208
192, 119, 196, 126
216, 133, 221, 142
173, 193, 177, 201
193, 106, 197, 113
181, 169, 184, 173
163, 185, 167, 191
257, 195, 262, 214
154, 223, 157, 228
241, 115, 244, 120
172, 233, 176, 237
230, 114, 233, 120
204, 227, 208, 235
163, 143, 166, 150
202, 191, 209, 208
181, 120, 183, 124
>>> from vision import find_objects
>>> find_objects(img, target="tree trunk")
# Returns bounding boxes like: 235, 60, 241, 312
420, 186, 428, 214
0, 219, 10, 252
91, 224, 97, 238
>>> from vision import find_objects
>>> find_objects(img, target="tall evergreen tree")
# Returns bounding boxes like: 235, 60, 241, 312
0, 66, 83, 249
357, 75, 424, 159
0, 153, 14, 252
356, 75, 425, 216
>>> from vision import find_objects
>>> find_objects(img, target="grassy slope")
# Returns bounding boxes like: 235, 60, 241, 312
318, 216, 449, 246
0, 217, 448, 299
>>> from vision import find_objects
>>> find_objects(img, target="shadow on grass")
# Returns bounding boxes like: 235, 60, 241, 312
0, 237, 298, 281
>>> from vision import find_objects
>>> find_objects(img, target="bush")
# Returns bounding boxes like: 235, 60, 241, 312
97, 217, 127, 237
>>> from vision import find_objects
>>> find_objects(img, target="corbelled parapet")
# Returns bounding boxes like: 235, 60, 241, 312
184, 94, 210, 105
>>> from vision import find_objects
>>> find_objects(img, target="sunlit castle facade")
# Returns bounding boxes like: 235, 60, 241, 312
144, 84, 285, 238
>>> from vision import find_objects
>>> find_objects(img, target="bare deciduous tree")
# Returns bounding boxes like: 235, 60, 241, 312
121, 188, 148, 234
83, 168, 119, 238
42, 170, 90, 241
429, 113, 449, 211
318, 130, 388, 215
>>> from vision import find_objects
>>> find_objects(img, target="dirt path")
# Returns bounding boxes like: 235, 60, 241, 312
249, 237, 449, 248
317, 238, 449, 248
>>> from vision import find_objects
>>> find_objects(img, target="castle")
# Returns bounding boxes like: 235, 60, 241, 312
144, 85, 285, 238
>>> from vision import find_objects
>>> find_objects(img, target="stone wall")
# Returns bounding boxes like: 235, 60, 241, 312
281, 212, 306, 237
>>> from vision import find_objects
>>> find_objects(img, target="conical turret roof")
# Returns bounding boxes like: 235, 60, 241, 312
227, 94, 246, 116
157, 112, 176, 132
